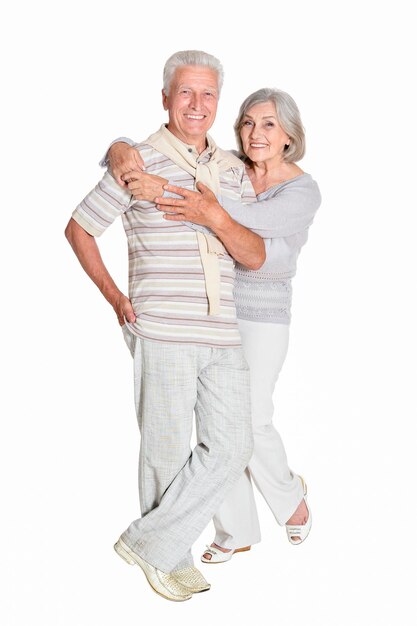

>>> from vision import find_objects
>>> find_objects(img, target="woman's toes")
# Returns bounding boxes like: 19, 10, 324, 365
286, 499, 309, 526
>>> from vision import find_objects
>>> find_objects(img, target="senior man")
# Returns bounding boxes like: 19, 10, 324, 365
65, 50, 264, 602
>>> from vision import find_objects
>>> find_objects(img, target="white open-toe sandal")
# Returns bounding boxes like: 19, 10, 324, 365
285, 476, 312, 545
200, 545, 251, 564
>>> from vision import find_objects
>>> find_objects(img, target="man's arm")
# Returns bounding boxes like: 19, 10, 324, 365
66, 170, 137, 325
65, 219, 135, 326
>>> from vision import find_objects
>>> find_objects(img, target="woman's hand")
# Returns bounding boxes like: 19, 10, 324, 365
108, 142, 145, 186
155, 182, 228, 230
122, 170, 168, 202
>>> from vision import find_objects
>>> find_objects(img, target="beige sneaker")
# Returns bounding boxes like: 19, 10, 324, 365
171, 566, 211, 593
114, 537, 192, 602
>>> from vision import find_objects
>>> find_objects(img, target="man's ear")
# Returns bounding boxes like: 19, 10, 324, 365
162, 89, 169, 111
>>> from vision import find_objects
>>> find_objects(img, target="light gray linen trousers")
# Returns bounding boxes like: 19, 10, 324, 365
121, 327, 253, 573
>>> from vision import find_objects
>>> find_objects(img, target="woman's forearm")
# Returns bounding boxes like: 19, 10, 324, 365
222, 186, 320, 238
211, 212, 266, 270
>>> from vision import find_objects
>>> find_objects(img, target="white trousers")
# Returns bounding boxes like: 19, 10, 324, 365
213, 319, 304, 549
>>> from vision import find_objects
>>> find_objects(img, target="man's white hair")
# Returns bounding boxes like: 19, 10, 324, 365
163, 50, 224, 96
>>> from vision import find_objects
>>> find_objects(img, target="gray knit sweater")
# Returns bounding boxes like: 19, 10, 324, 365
223, 173, 321, 324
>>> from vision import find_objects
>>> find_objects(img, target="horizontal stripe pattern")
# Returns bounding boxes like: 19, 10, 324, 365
73, 141, 256, 346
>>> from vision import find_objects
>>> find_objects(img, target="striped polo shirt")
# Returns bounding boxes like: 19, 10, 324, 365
72, 139, 256, 347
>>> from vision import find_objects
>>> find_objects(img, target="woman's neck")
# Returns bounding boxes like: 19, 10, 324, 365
247, 159, 304, 195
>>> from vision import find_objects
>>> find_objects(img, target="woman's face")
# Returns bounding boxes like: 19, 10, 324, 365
240, 101, 290, 164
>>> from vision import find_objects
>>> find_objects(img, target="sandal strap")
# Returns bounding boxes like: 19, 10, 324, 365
203, 545, 218, 557
286, 524, 303, 533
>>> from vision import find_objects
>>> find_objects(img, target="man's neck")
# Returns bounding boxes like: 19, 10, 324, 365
166, 124, 207, 155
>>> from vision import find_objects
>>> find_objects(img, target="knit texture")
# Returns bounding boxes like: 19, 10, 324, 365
223, 174, 321, 324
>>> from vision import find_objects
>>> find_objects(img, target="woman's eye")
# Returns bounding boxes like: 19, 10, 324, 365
243, 121, 253, 126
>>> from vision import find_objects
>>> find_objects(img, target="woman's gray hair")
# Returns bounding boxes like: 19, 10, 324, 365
163, 50, 224, 96
234, 88, 305, 163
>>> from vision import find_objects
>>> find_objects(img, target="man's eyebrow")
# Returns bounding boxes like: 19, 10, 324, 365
177, 84, 218, 92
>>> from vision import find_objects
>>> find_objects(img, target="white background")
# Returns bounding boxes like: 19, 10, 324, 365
1, 1, 416, 624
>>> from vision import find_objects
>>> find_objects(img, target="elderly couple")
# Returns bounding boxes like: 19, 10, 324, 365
65, 50, 321, 601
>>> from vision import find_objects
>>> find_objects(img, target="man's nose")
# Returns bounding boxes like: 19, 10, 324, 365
190, 93, 202, 110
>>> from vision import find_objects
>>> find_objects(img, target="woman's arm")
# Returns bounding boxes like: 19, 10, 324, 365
155, 183, 265, 270
103, 141, 170, 202
104, 140, 145, 186
208, 210, 266, 270
158, 181, 321, 239
103, 143, 320, 238
221, 183, 321, 237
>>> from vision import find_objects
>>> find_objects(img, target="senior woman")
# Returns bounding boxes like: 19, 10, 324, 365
106, 88, 321, 562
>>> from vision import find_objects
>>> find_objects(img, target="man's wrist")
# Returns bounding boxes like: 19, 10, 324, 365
102, 283, 123, 307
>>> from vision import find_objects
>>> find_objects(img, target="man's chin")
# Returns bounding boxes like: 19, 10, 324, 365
184, 122, 209, 133
182, 126, 211, 140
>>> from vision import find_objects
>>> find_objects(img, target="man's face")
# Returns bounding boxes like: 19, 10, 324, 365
162, 65, 219, 151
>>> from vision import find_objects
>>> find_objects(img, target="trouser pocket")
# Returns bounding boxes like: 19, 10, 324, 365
121, 324, 136, 357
